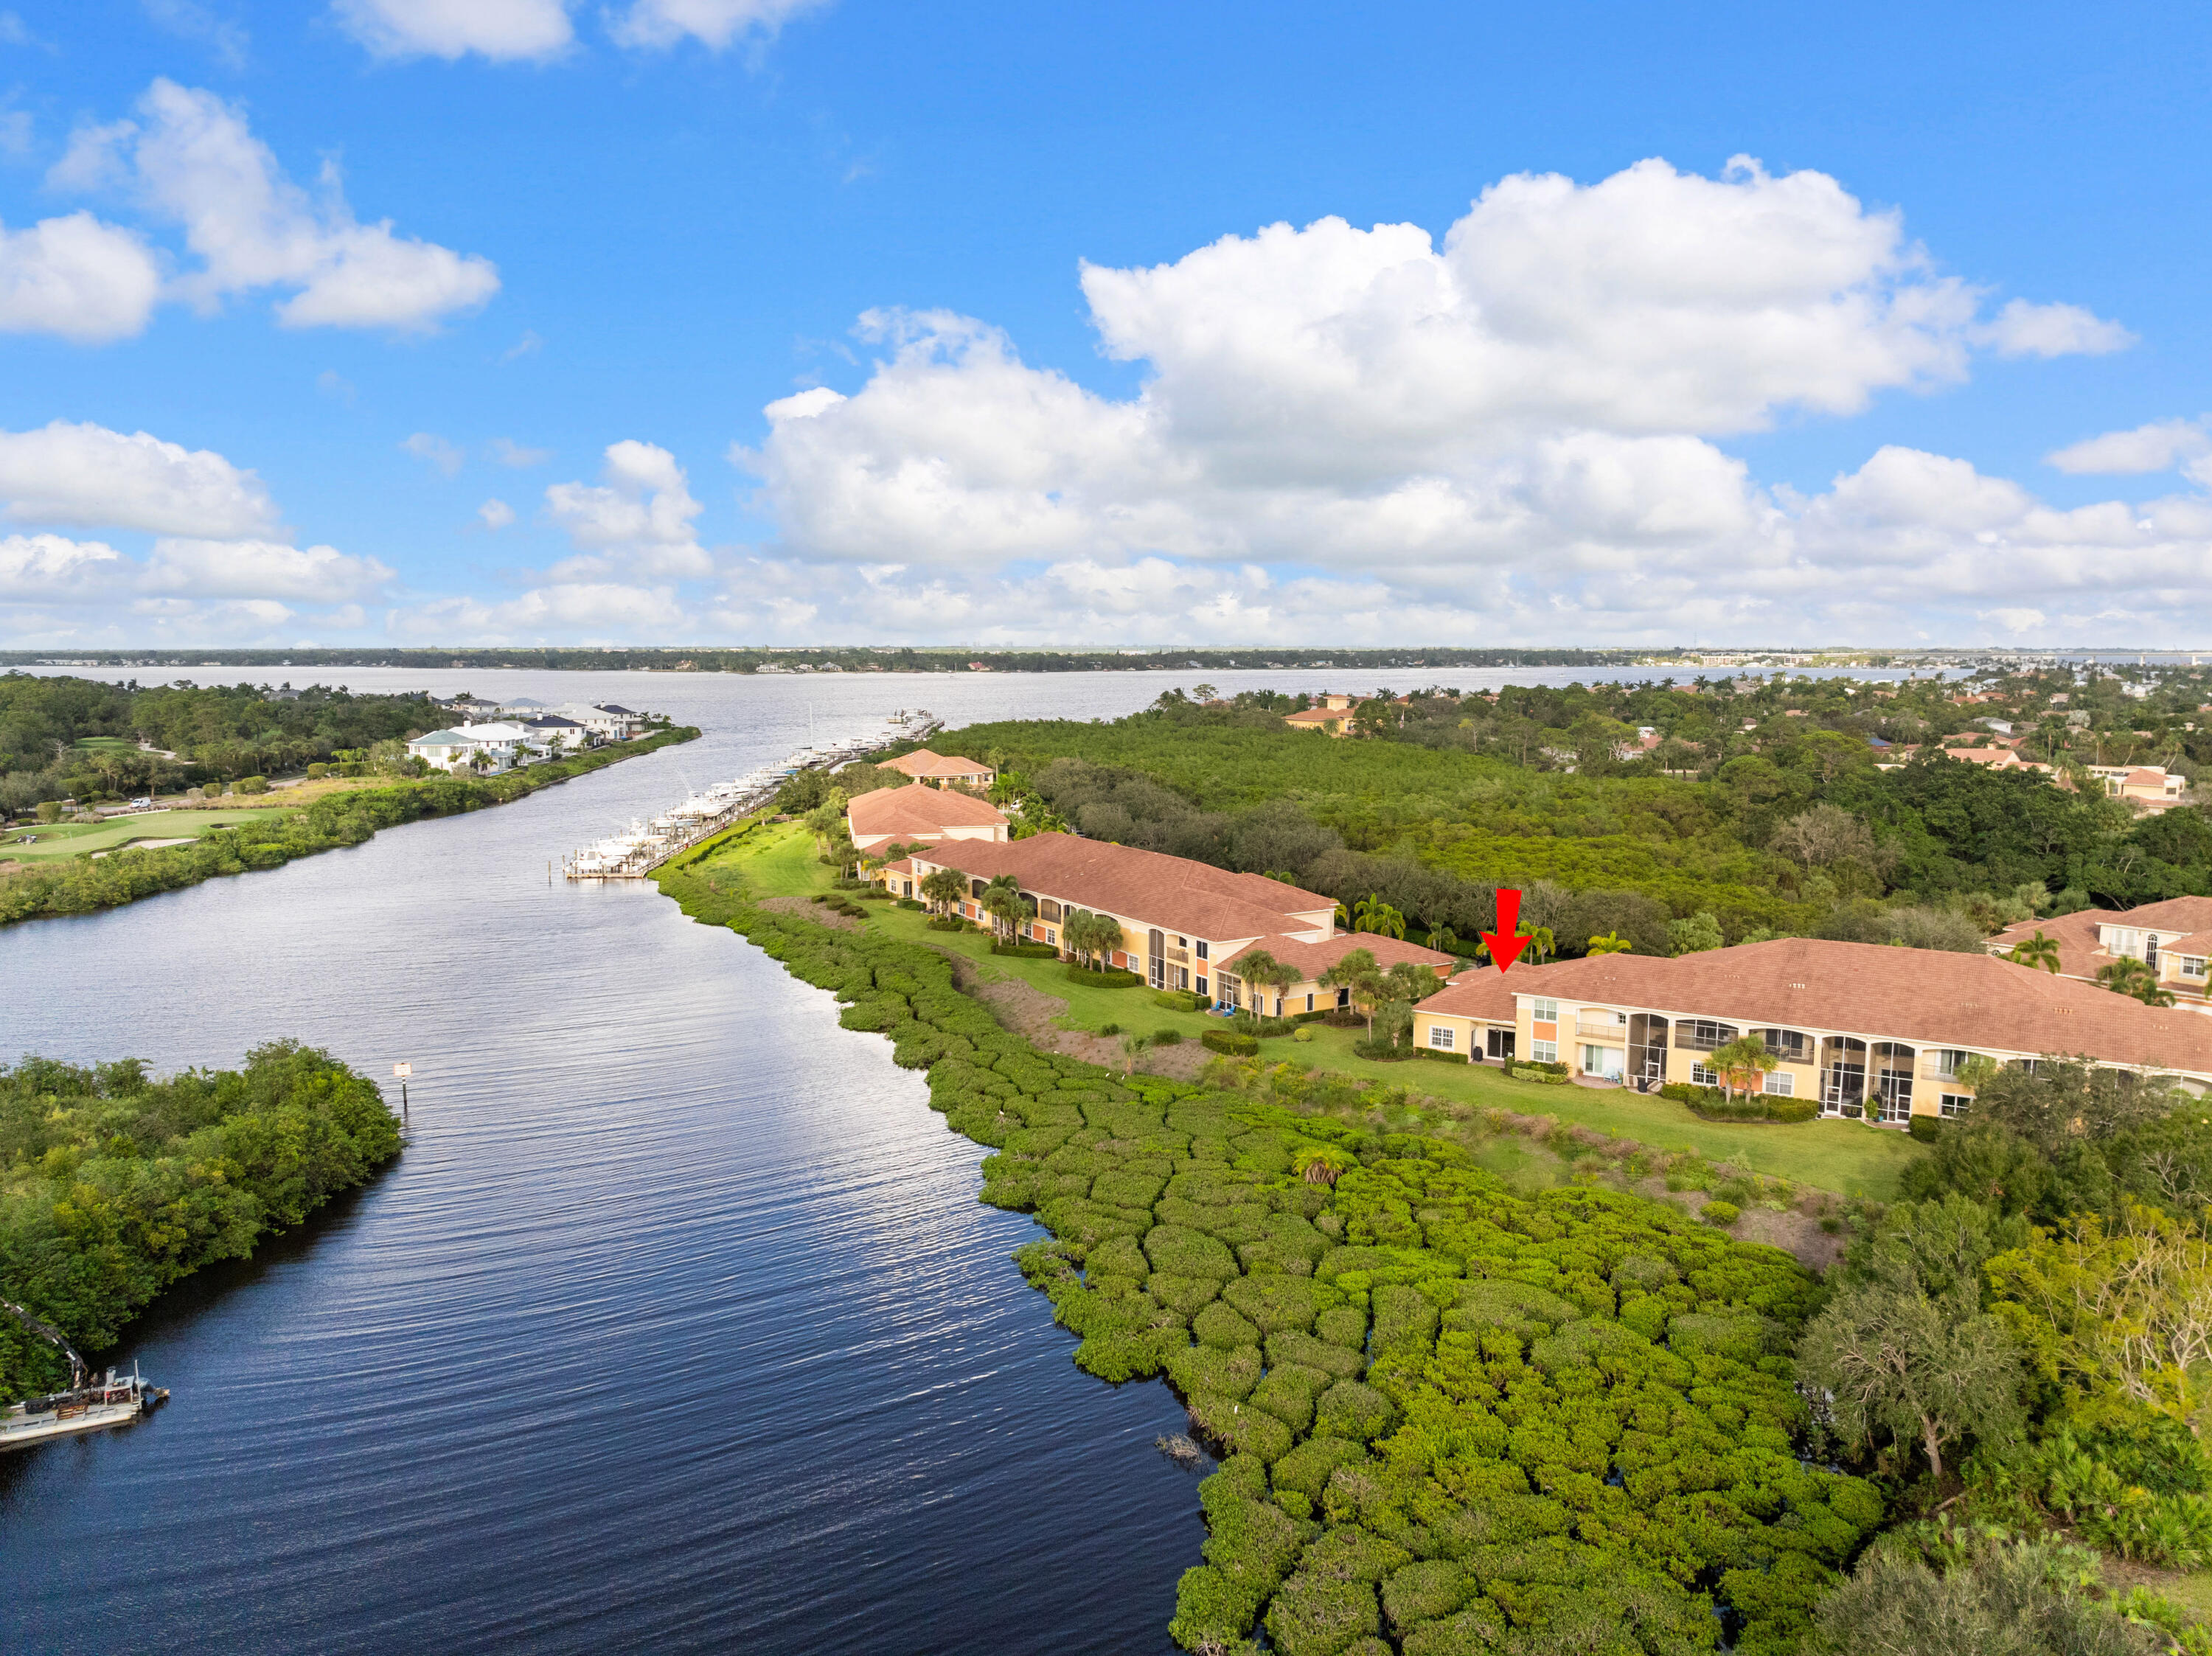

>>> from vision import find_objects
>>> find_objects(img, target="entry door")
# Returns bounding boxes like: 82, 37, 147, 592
1147, 928, 1166, 989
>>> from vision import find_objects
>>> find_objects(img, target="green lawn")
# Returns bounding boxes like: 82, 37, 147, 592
1, 808, 291, 863
690, 825, 1926, 1200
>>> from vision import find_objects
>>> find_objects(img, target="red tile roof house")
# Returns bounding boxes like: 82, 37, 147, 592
1409, 937, 2212, 1123
1990, 896, 2212, 1012
846, 782, 1009, 856
879, 833, 1453, 1007
881, 748, 998, 788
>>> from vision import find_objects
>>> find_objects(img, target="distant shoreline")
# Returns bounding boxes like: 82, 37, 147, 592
0, 726, 698, 928
5, 644, 2013, 677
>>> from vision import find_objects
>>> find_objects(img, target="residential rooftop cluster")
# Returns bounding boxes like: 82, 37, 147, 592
863, 827, 2212, 1123
406, 700, 651, 774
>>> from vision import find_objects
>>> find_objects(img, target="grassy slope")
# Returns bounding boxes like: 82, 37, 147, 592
700, 825, 1923, 1200
2, 808, 290, 861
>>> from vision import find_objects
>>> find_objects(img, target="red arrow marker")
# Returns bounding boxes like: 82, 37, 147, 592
1481, 888, 1530, 973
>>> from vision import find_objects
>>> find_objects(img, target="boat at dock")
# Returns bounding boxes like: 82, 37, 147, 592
1, 1295, 167, 1452
1, 1365, 167, 1451
562, 710, 940, 882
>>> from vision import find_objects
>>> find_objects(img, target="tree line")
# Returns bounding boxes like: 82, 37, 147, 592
0, 673, 452, 812
933, 687, 2212, 961
0, 1043, 403, 1401
0, 726, 698, 926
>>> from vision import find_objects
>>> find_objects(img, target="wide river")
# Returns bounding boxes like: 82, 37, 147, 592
0, 663, 1913, 1654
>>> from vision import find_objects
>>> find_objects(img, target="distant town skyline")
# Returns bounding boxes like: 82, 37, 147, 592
3, 1, 2209, 649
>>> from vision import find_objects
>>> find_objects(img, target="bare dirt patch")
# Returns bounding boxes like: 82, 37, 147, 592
757, 894, 864, 933
1735, 1205, 1847, 1272
959, 967, 1214, 1079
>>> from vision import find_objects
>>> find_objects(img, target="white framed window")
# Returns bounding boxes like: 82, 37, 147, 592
1195, 940, 1209, 960
1305, 993, 1315, 1012
1046, 928, 1057, 945
1935, 1049, 1972, 1079
1691, 1062, 1719, 1087
1429, 1024, 1455, 1051
1939, 1093, 1972, 1119
1531, 1040, 1558, 1064
1581, 1044, 1605, 1073
1195, 976, 1208, 997
1531, 998, 1559, 1023
1763, 1072, 1793, 1097
2185, 958, 2208, 981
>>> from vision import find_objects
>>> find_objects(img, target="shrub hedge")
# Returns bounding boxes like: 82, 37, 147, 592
1203, 1030, 1261, 1057
1068, 965, 1142, 988
1662, 1082, 1819, 1124
992, 940, 1060, 958
654, 852, 1883, 1656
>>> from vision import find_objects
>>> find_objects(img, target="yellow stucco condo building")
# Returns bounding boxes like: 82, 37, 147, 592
1411, 936, 2212, 1125
880, 832, 1450, 1002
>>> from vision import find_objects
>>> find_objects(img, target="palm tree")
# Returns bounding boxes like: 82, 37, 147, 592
1318, 947, 1380, 1031
2097, 956, 2175, 1007
1425, 925, 1459, 956
1706, 1034, 1778, 1101
1524, 925, 1557, 965
1120, 1032, 1151, 1075
1061, 908, 1121, 968
919, 866, 967, 916
2008, 930, 2062, 974
1352, 894, 1408, 939
1587, 932, 1632, 957
1231, 947, 1298, 1015
1293, 1144, 1349, 1187
981, 876, 1025, 941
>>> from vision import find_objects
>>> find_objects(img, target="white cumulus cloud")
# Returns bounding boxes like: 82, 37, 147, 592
332, 0, 574, 60
0, 533, 127, 600
0, 420, 282, 537
2046, 418, 2211, 476
1975, 298, 2136, 359
608, 0, 827, 50
51, 79, 499, 333
389, 580, 689, 641
402, 431, 465, 476
479, 498, 515, 528
141, 537, 393, 602
0, 212, 165, 343
717, 156, 2212, 646
544, 439, 711, 577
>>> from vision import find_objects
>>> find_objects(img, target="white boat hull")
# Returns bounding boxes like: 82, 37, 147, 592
0, 1396, 146, 1450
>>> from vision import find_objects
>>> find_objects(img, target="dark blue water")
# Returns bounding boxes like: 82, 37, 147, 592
0, 663, 1933, 1653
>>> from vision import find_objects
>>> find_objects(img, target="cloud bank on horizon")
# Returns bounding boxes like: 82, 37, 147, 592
4, 142, 2206, 648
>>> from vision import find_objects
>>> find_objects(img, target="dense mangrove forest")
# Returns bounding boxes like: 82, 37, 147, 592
657, 853, 1833, 1649
0, 1043, 403, 1399
658, 810, 2212, 1652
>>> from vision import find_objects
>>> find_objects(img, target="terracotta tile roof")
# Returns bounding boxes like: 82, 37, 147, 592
1221, 931, 1455, 982
908, 832, 1336, 942
848, 782, 1006, 843
1989, 908, 2114, 981
2094, 897, 2212, 933
1416, 937, 2212, 1076
883, 748, 993, 779
1284, 708, 1350, 727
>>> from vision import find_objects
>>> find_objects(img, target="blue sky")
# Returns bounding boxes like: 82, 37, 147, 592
3, 0, 2210, 647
